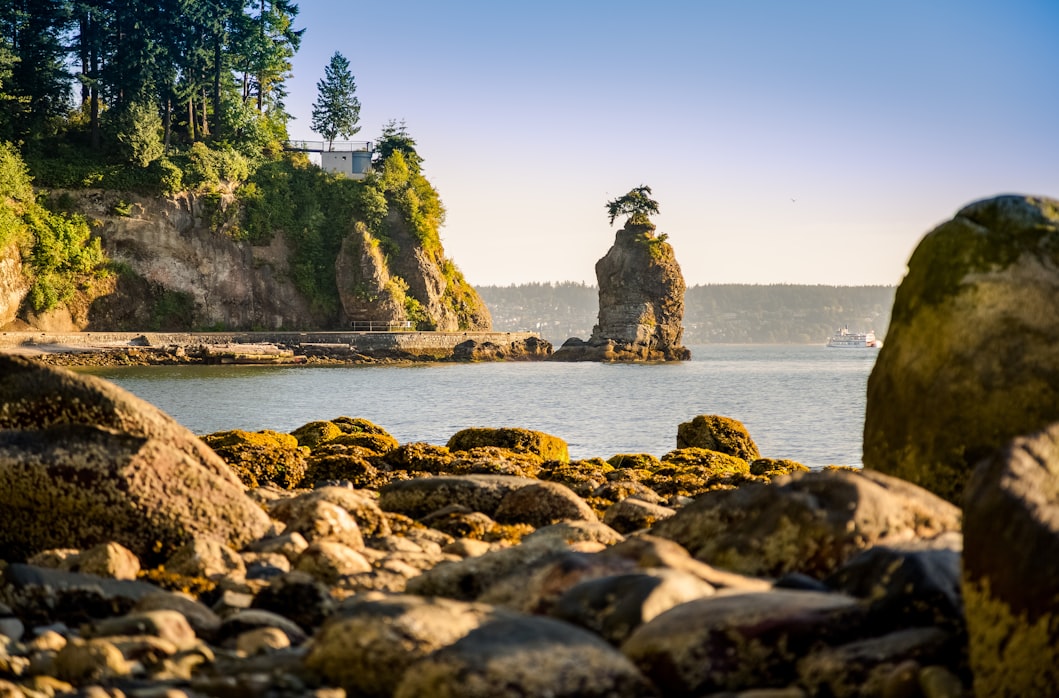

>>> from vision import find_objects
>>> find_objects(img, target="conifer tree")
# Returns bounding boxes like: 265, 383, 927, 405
310, 51, 360, 150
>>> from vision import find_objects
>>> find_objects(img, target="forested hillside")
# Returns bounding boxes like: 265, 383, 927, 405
477, 283, 896, 345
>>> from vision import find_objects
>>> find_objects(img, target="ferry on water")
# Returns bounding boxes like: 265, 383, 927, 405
827, 326, 882, 348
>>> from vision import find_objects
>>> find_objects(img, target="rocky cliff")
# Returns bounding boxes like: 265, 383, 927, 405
553, 219, 689, 361
1, 186, 491, 333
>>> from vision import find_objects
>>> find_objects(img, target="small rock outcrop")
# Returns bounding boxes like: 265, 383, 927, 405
863, 194, 1059, 503
963, 423, 1059, 696
553, 209, 689, 362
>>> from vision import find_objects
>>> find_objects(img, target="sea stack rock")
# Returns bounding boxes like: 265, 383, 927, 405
554, 186, 689, 362
863, 194, 1059, 503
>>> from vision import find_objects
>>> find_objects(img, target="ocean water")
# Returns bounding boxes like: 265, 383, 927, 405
82, 344, 878, 467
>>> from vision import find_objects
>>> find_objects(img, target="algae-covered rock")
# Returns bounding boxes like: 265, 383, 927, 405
300, 444, 381, 488
750, 457, 810, 479
493, 481, 598, 528
649, 469, 960, 578
383, 442, 455, 473
449, 446, 544, 478
289, 420, 343, 449
0, 424, 270, 563
646, 448, 752, 497
447, 427, 569, 463
201, 429, 308, 489
379, 474, 535, 520
863, 195, 1059, 503
676, 415, 761, 460
607, 453, 663, 471
0, 355, 236, 485
962, 422, 1059, 697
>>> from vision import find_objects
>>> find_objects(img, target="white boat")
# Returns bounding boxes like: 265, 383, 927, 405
827, 326, 881, 348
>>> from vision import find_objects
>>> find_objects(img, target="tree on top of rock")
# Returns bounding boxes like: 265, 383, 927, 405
606, 185, 660, 226
310, 51, 361, 151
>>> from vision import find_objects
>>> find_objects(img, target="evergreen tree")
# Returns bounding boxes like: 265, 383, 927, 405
0, 0, 71, 140
310, 51, 360, 150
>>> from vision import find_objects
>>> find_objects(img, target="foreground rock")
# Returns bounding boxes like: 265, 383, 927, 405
863, 195, 1059, 503
552, 215, 689, 362
963, 423, 1059, 696
0, 356, 271, 562
650, 468, 961, 578
0, 360, 991, 696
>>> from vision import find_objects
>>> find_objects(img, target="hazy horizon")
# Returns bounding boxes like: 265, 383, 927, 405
284, 1, 1059, 288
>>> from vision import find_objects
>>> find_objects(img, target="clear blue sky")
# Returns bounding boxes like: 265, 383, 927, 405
283, 0, 1059, 287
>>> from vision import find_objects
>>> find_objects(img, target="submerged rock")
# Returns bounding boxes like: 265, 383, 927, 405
863, 194, 1059, 503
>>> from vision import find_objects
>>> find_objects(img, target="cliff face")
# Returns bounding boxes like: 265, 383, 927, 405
336, 209, 491, 331
1, 187, 492, 333
553, 219, 689, 361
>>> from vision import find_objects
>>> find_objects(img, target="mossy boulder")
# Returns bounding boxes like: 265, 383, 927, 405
331, 431, 399, 455
607, 453, 662, 471
863, 194, 1059, 503
0, 357, 270, 563
539, 458, 615, 497
449, 447, 544, 478
300, 445, 382, 489
676, 415, 761, 461
962, 423, 1059, 696
750, 457, 811, 479
290, 420, 344, 449
447, 427, 569, 464
383, 442, 455, 474
201, 429, 308, 489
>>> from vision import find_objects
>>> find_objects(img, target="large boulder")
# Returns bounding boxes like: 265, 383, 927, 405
863, 195, 1059, 503
0, 356, 271, 562
552, 219, 689, 362
962, 423, 1059, 697
649, 468, 960, 578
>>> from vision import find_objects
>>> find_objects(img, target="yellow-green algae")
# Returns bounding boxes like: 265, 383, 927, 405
963, 577, 1059, 697
446, 427, 569, 463
676, 415, 761, 461
201, 429, 308, 489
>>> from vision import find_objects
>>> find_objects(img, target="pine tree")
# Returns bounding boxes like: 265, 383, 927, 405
310, 51, 360, 150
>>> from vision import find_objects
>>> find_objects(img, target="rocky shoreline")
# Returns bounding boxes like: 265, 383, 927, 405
0, 331, 553, 368
0, 355, 995, 697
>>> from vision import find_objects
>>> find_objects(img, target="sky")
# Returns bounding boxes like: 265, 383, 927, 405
282, 0, 1059, 288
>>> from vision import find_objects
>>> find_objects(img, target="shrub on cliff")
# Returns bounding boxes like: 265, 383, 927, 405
0, 141, 110, 313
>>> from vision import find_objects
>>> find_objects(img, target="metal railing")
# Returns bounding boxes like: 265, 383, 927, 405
350, 321, 414, 332
284, 140, 372, 152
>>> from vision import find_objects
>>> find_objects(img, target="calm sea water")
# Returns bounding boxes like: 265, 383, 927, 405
81, 345, 878, 467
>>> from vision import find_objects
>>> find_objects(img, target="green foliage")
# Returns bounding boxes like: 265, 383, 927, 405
376, 148, 444, 253
311, 52, 361, 149
0, 141, 34, 202
21, 206, 108, 312
116, 101, 164, 168
606, 184, 660, 226
111, 199, 132, 217
151, 157, 184, 196
374, 119, 422, 171
149, 288, 195, 330
186, 142, 251, 188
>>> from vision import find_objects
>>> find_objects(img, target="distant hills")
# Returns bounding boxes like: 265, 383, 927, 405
476, 283, 896, 345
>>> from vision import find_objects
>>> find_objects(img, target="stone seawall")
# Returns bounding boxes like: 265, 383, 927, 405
0, 330, 547, 361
